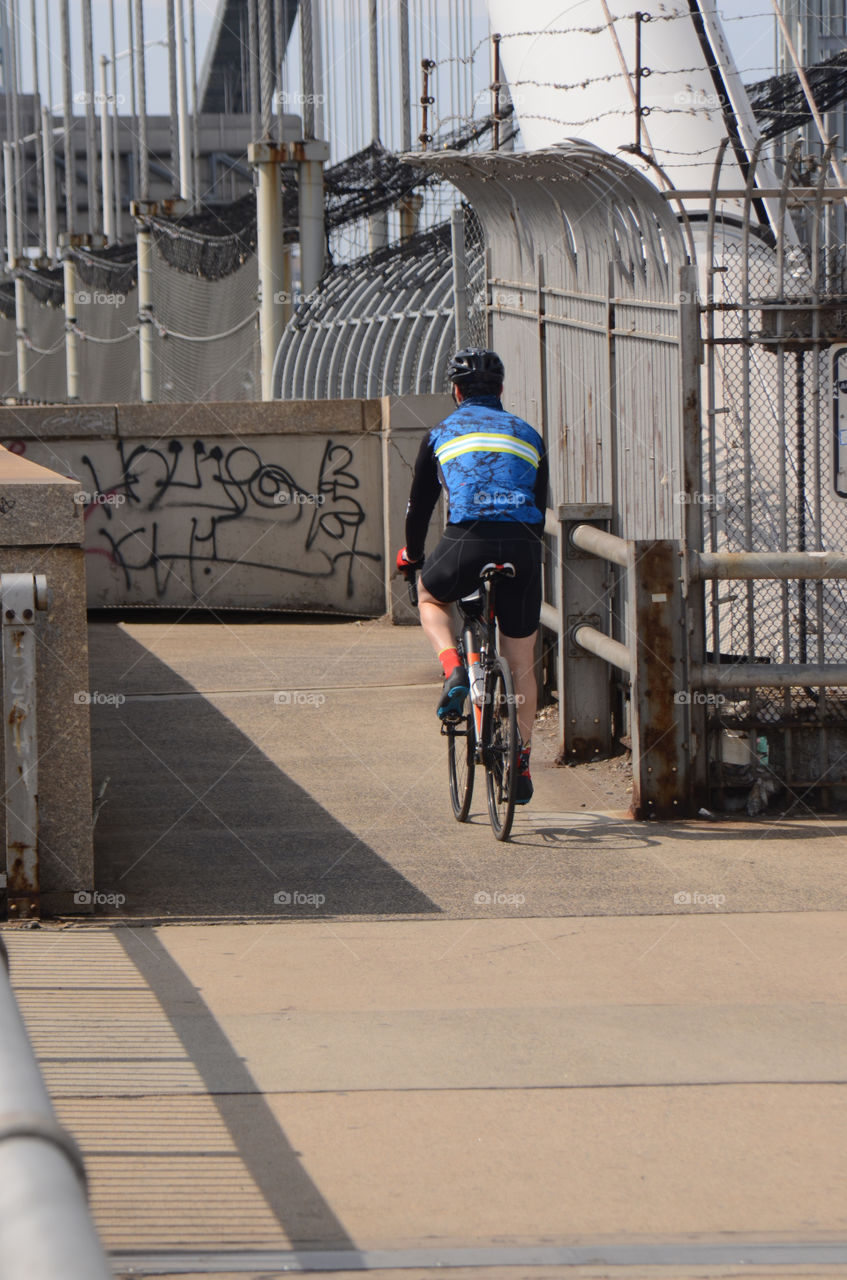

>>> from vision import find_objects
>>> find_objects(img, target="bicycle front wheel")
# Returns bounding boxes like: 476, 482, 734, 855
482, 657, 518, 841
447, 693, 475, 822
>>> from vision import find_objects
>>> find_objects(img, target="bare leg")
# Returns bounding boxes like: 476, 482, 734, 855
499, 630, 538, 745
417, 579, 455, 659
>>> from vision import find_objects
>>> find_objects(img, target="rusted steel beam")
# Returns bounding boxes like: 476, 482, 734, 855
629, 540, 691, 819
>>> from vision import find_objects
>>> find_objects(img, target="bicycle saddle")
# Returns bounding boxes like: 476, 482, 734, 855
479, 562, 516, 581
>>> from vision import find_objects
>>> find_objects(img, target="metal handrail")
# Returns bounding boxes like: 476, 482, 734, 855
0, 937, 112, 1277
691, 549, 847, 581
569, 523, 630, 568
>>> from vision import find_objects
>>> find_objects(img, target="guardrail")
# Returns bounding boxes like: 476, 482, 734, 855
560, 520, 847, 815
0, 934, 112, 1277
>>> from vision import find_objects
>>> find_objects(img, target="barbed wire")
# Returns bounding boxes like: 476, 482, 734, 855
429, 11, 782, 70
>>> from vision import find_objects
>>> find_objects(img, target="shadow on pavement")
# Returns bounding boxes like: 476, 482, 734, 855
118, 928, 361, 1254
90, 623, 438, 918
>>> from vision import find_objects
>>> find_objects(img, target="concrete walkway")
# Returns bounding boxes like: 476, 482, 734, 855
3, 618, 847, 1278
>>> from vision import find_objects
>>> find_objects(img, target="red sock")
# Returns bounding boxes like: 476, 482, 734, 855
438, 647, 462, 678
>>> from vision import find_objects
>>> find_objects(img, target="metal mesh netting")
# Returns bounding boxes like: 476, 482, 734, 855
324, 115, 502, 233
0, 283, 16, 398
706, 242, 847, 730
748, 51, 847, 141
463, 203, 487, 348
76, 285, 140, 404
71, 243, 138, 294
0, 314, 16, 399
150, 237, 260, 402
69, 242, 141, 402
20, 286, 67, 404
16, 265, 64, 307
150, 196, 259, 276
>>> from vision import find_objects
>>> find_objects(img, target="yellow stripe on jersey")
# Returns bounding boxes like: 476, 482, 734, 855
434, 432, 540, 468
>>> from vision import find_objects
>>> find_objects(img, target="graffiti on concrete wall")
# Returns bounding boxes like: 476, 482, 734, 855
5, 436, 382, 605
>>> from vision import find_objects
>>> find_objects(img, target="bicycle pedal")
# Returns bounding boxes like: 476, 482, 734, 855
440, 715, 462, 733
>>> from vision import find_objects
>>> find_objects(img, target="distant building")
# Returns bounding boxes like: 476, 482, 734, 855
0, 96, 300, 254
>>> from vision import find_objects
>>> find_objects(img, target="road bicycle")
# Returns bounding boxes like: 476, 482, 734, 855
408, 564, 519, 841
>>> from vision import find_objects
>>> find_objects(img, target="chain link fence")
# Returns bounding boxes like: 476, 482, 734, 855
704, 235, 847, 799
463, 203, 487, 348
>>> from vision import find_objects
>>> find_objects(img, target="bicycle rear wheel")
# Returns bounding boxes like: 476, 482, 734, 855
483, 657, 518, 841
447, 693, 475, 821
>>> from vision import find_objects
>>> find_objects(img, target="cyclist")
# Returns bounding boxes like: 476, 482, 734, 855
397, 348, 548, 805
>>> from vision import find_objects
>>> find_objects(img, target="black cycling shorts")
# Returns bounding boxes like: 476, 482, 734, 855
420, 521, 543, 639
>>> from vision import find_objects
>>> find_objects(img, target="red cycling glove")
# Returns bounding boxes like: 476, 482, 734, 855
396, 546, 424, 579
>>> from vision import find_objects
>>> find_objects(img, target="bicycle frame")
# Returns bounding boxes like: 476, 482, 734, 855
458, 583, 497, 757
408, 561, 518, 839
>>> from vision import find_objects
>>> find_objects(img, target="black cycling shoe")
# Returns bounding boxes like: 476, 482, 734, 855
437, 666, 470, 720
514, 746, 533, 806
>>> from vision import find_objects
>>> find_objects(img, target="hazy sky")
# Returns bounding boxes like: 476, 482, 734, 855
10, 0, 780, 116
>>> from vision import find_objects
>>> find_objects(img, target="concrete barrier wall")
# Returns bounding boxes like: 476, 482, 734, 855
0, 396, 452, 616
0, 447, 93, 913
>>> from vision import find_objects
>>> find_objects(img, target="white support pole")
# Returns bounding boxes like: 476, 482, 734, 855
136, 223, 154, 401
368, 0, 387, 250
399, 0, 411, 153
3, 143, 17, 269
175, 0, 193, 201
189, 0, 201, 202
253, 150, 286, 400
311, 0, 324, 140
108, 0, 121, 236
82, 0, 101, 236
42, 108, 57, 263
99, 57, 115, 242
14, 278, 28, 399
60, 0, 75, 234
298, 145, 328, 294
63, 255, 80, 402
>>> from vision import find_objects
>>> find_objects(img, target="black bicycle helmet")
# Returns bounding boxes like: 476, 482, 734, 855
447, 347, 505, 392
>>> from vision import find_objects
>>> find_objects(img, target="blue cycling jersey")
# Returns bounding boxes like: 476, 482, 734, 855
428, 396, 546, 524
404, 394, 549, 561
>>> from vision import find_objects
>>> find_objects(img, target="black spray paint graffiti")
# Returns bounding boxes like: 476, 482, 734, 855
75, 438, 380, 600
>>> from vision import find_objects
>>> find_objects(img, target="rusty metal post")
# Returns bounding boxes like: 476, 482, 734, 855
419, 60, 435, 150
678, 261, 708, 805
628, 540, 691, 818
491, 33, 502, 151
560, 505, 614, 761
2, 573, 48, 918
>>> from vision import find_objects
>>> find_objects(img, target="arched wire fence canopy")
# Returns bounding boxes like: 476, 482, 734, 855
410, 144, 692, 542
272, 223, 462, 401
